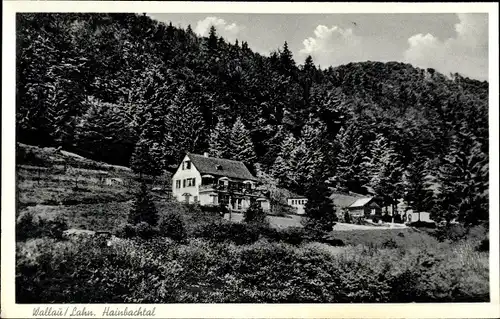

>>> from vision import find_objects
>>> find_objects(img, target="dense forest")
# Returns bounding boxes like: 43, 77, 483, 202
16, 13, 489, 224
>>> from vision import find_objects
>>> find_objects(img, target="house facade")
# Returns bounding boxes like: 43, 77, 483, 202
171, 153, 269, 212
287, 197, 308, 215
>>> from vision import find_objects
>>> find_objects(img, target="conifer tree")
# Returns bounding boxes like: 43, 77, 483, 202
333, 125, 368, 193
209, 118, 231, 158
164, 85, 208, 165
229, 117, 256, 165
303, 178, 337, 234
128, 182, 159, 226
434, 130, 488, 225
279, 41, 296, 76
272, 133, 298, 187
208, 25, 218, 51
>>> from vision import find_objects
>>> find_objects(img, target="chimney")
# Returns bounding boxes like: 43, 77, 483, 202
203, 152, 209, 158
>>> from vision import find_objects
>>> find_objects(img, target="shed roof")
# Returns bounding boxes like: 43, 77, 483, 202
349, 197, 374, 208
187, 153, 259, 181
330, 192, 364, 208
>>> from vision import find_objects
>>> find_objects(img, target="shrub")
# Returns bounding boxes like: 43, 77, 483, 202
263, 226, 307, 246
434, 223, 467, 242
16, 212, 40, 241
409, 220, 436, 229
190, 221, 261, 245
382, 238, 398, 249
372, 216, 380, 223
320, 237, 345, 247
382, 213, 392, 223
393, 213, 403, 224
476, 238, 489, 252
16, 212, 68, 241
135, 222, 157, 239
243, 201, 267, 225
16, 235, 489, 303
343, 211, 351, 224
114, 223, 137, 238
158, 211, 187, 242
128, 183, 158, 226
41, 216, 68, 240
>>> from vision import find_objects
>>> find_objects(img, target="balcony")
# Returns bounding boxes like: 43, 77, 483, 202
198, 183, 260, 196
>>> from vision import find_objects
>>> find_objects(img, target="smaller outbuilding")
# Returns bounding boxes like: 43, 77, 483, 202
287, 196, 308, 215
347, 197, 382, 217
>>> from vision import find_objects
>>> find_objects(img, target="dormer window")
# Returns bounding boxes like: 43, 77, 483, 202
216, 164, 222, 171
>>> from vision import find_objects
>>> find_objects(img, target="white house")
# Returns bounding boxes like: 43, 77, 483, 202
287, 197, 308, 215
171, 152, 270, 212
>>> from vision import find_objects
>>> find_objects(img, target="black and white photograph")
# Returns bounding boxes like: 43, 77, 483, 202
2, 1, 499, 318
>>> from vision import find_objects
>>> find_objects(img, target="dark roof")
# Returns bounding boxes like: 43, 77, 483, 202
187, 153, 258, 181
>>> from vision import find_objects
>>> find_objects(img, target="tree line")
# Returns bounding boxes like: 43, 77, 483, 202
16, 13, 489, 224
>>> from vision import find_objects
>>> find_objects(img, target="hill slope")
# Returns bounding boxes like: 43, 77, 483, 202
16, 13, 489, 224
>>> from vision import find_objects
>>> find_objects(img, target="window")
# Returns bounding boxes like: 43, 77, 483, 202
194, 196, 198, 202
183, 179, 186, 188
186, 178, 196, 187
175, 180, 181, 189
183, 160, 191, 170
371, 208, 376, 215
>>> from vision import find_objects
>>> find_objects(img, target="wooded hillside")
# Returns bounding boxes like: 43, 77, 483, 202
16, 13, 489, 224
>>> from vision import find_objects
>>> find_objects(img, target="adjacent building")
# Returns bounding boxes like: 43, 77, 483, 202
287, 196, 308, 215
171, 153, 269, 212
347, 197, 382, 217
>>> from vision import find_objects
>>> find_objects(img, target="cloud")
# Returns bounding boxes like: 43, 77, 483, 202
194, 16, 242, 43
299, 25, 365, 67
403, 13, 488, 80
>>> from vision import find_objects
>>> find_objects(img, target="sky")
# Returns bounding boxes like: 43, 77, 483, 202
148, 13, 488, 81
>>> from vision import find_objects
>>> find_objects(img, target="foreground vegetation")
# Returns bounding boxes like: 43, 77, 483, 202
15, 144, 490, 303
16, 231, 488, 303
16, 195, 489, 303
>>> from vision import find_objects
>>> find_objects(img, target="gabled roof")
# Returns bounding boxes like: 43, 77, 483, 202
349, 197, 374, 208
187, 153, 259, 181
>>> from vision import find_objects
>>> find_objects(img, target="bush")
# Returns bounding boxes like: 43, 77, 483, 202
16, 212, 40, 241
382, 213, 392, 223
158, 211, 187, 242
262, 226, 307, 246
381, 238, 398, 249
409, 220, 436, 229
243, 201, 267, 225
434, 223, 467, 242
41, 216, 69, 240
16, 236, 489, 303
16, 212, 68, 241
128, 183, 158, 226
190, 221, 261, 245
343, 211, 351, 224
135, 222, 157, 239
394, 213, 403, 223
320, 237, 345, 247
476, 238, 489, 252
114, 223, 138, 238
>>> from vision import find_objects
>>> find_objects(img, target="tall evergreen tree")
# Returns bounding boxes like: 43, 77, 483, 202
209, 118, 231, 158
208, 25, 218, 51
164, 85, 208, 165
303, 178, 337, 234
229, 117, 256, 165
128, 182, 159, 226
